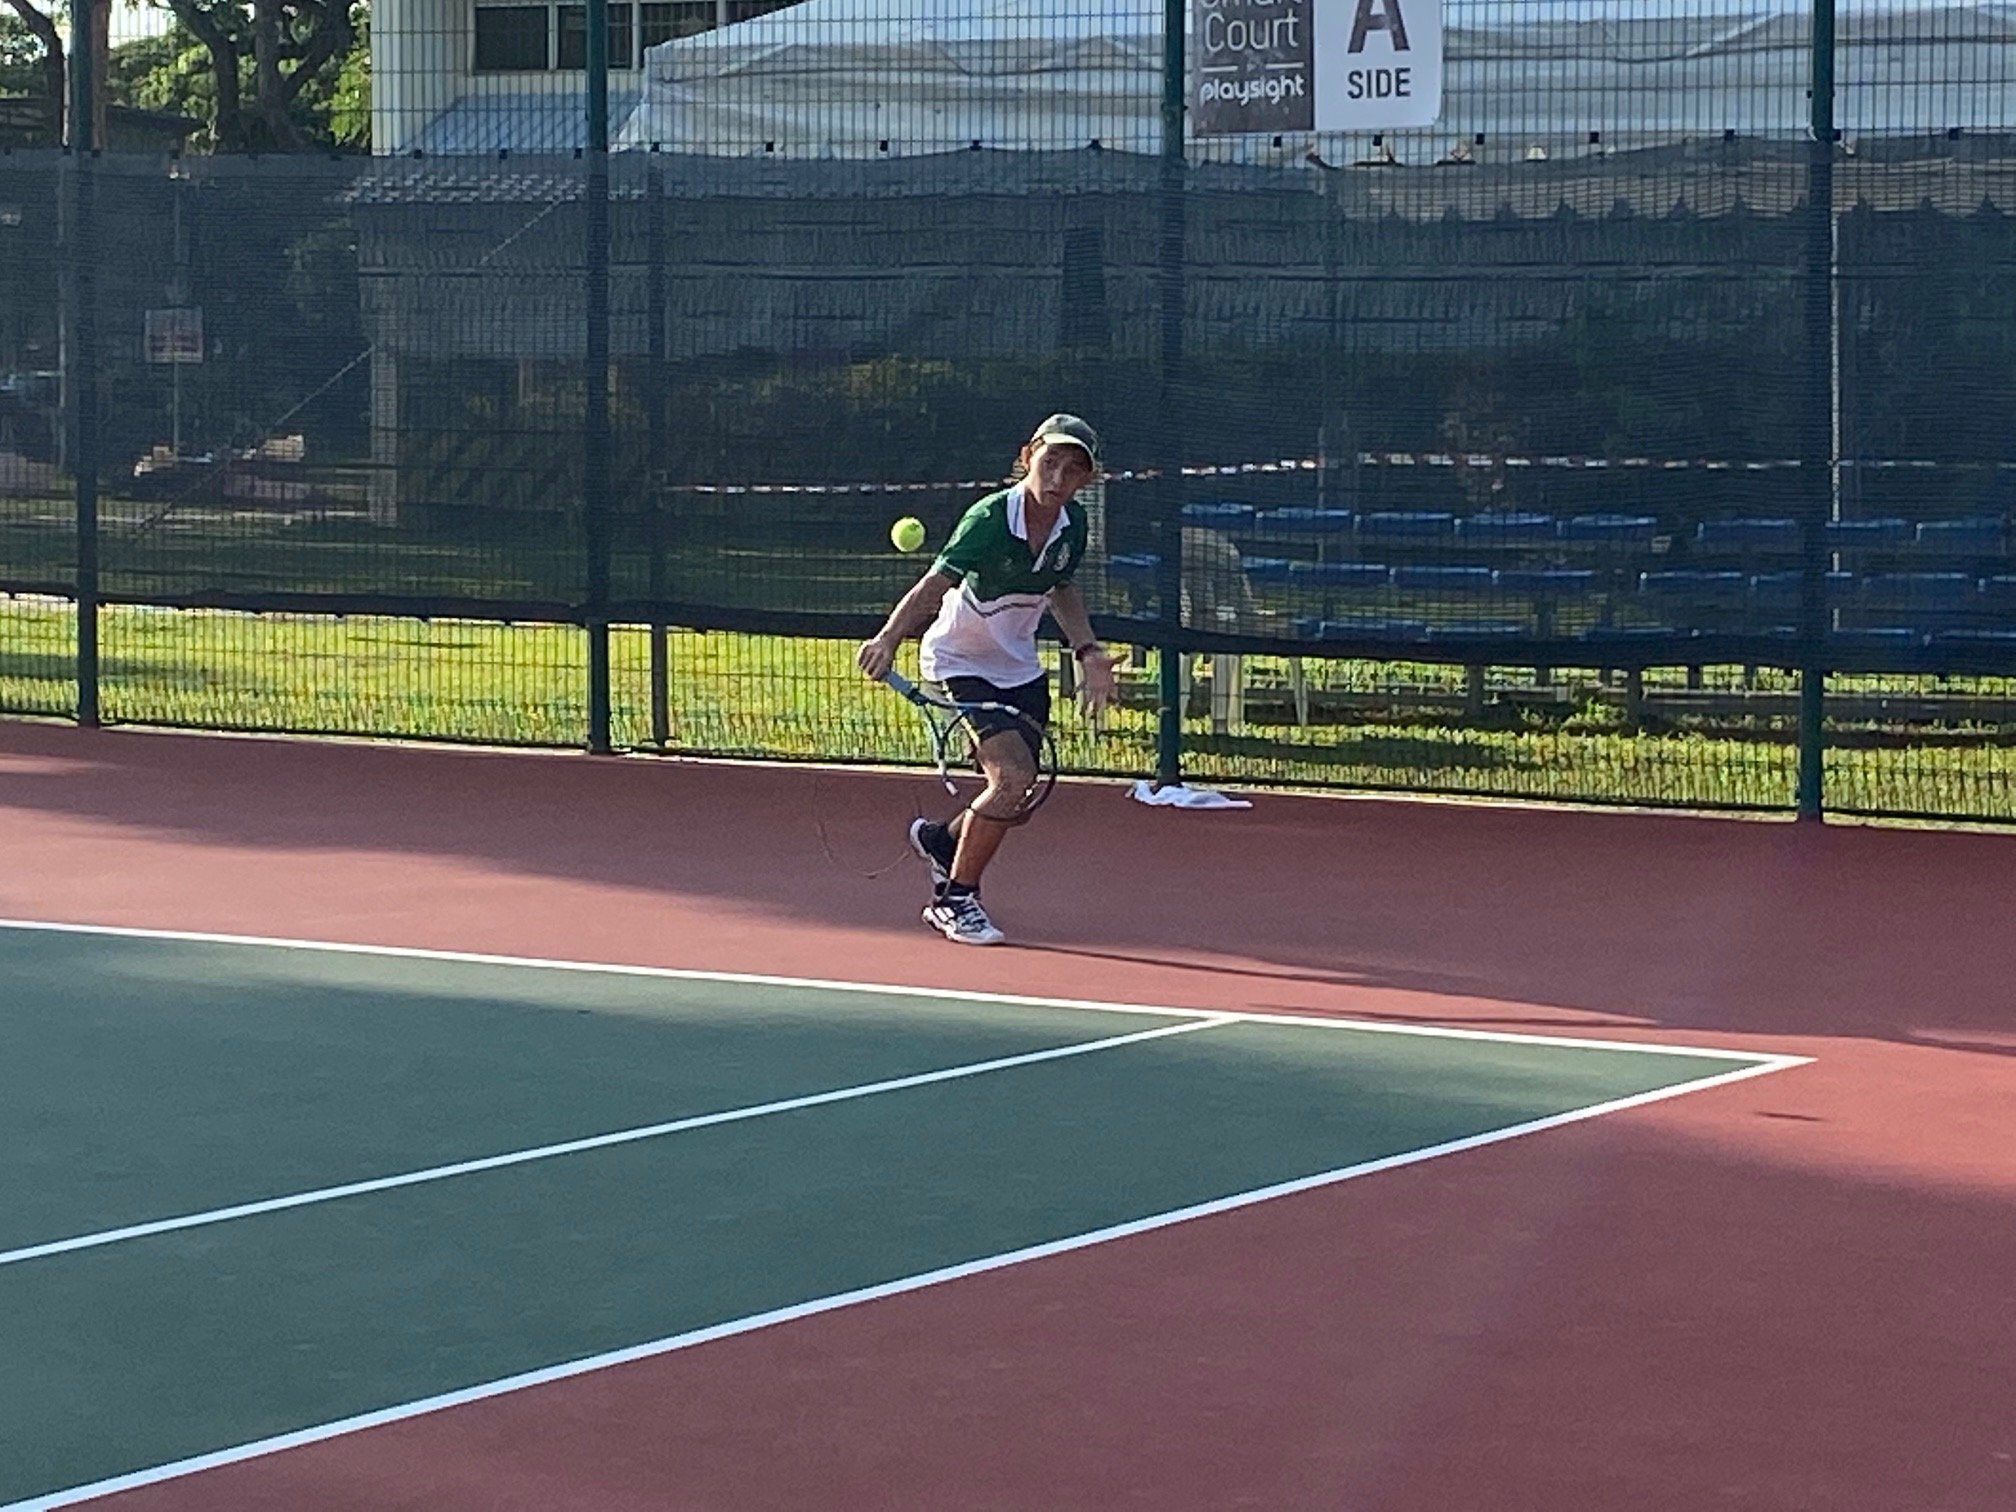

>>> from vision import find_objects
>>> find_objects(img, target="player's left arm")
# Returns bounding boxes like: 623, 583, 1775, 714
1046, 583, 1115, 715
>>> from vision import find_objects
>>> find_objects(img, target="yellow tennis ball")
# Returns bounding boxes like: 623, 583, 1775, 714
890, 516, 927, 553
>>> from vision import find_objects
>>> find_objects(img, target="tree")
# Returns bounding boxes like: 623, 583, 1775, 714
153, 0, 359, 151
0, 1, 64, 140
112, 4, 367, 151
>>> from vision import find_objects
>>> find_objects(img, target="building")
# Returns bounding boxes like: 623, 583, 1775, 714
371, 0, 800, 153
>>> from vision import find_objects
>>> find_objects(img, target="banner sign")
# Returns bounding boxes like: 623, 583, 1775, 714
1194, 0, 1444, 137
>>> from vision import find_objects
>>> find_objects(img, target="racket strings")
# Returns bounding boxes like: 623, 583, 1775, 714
948, 711, 1057, 822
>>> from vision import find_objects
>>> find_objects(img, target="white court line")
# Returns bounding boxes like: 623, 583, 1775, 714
0, 1017, 1230, 1272
0, 917, 1809, 1064
0, 1053, 1802, 1512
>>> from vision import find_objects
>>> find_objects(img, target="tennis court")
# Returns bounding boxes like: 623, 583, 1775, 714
2, 720, 2012, 1510
1, 921, 1796, 1508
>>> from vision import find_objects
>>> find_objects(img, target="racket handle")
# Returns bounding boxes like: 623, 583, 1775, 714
881, 670, 920, 701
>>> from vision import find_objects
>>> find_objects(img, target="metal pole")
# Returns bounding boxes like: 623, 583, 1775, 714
67, 0, 100, 729
1153, 0, 1186, 787
584, 0, 614, 753
647, 160, 670, 749
1796, 0, 1836, 820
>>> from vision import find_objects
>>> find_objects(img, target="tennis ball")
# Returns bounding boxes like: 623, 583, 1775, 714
890, 516, 927, 553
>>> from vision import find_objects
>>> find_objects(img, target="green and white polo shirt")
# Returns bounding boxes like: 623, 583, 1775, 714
920, 485, 1089, 686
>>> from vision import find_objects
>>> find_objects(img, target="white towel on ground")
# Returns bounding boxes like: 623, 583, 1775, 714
1127, 780, 1253, 810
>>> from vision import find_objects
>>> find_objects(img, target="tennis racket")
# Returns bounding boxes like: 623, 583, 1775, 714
881, 670, 1058, 821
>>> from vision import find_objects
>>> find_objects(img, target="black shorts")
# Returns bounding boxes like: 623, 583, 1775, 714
942, 674, 1050, 761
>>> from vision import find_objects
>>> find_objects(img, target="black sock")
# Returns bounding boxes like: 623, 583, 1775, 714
941, 880, 976, 900
920, 820, 956, 864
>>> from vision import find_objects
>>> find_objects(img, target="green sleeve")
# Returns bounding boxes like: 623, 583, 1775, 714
932, 497, 999, 582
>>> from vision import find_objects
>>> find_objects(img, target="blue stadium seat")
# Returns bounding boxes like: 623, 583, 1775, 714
1460, 512, 1559, 546
1913, 517, 2006, 554
1288, 561, 1390, 589
1579, 625, 1696, 644
1824, 517, 1912, 549
1638, 570, 1749, 607
1425, 621, 1530, 641
1935, 629, 2016, 649
1978, 575, 2016, 609
1750, 571, 1854, 611
1356, 511, 1458, 542
1241, 557, 1297, 586
1251, 507, 1354, 537
1859, 572, 1977, 612
1832, 627, 1927, 650
1181, 502, 1258, 531
1310, 618, 1431, 641
1694, 518, 1799, 553
1392, 566, 1495, 593
1561, 514, 1659, 549
1494, 568, 1598, 595
1106, 551, 1159, 583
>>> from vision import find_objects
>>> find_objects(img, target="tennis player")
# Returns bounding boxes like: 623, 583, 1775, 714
856, 413, 1116, 944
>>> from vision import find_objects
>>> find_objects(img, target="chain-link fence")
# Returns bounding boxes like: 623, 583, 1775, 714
3, 2, 2012, 820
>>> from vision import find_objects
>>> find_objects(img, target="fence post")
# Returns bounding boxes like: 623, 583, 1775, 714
1796, 0, 1837, 820
1154, 0, 1186, 788
66, 2, 101, 729
646, 159, 671, 749
584, 0, 614, 753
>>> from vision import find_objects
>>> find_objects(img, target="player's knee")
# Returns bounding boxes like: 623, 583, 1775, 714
985, 763, 1034, 802
968, 795, 1034, 827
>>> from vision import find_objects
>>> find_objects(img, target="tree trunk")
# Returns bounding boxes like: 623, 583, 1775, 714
251, 0, 297, 148
164, 0, 247, 149
90, 0, 110, 148
1, 0, 65, 143
260, 0, 354, 148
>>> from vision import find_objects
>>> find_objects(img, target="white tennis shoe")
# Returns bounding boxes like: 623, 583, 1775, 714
922, 892, 1005, 946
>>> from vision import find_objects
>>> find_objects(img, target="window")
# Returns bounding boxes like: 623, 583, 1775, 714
474, 6, 551, 72
475, 0, 802, 73
558, 4, 636, 69
641, 3, 716, 49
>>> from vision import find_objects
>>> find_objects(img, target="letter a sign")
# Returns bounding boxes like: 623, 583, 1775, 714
1314, 0, 1442, 130
1193, 1, 1443, 137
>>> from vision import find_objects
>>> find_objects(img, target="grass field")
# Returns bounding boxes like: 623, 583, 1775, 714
3, 594, 2012, 820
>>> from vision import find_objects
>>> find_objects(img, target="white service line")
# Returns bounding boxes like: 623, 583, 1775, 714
0, 917, 1808, 1063
0, 1016, 1231, 1272
0, 1051, 1805, 1512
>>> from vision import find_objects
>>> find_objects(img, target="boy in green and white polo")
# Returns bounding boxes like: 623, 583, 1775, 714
919, 483, 1090, 689
857, 413, 1117, 945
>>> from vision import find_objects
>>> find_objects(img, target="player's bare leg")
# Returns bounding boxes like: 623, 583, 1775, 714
923, 732, 1034, 944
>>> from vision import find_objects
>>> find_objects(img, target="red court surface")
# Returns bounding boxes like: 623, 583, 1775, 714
1, 719, 2011, 1511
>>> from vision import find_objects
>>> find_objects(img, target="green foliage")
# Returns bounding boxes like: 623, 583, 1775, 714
107, 6, 369, 151
2, 16, 43, 95
323, 10, 368, 148
107, 26, 207, 120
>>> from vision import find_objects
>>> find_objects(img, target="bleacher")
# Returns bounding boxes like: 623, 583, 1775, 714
1106, 504, 2015, 653
1101, 502, 2016, 727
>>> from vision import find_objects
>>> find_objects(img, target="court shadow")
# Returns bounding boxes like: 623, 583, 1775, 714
1, 719, 2012, 1060
1007, 942, 1650, 1031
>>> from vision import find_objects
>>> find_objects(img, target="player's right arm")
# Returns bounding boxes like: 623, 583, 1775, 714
857, 568, 958, 679
856, 499, 995, 680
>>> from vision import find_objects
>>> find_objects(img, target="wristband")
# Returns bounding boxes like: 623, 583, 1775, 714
1072, 642, 1104, 662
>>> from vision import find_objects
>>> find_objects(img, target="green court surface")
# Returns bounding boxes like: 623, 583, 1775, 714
0, 923, 1799, 1508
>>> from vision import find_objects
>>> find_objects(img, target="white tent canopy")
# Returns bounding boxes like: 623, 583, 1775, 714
614, 1, 2016, 158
